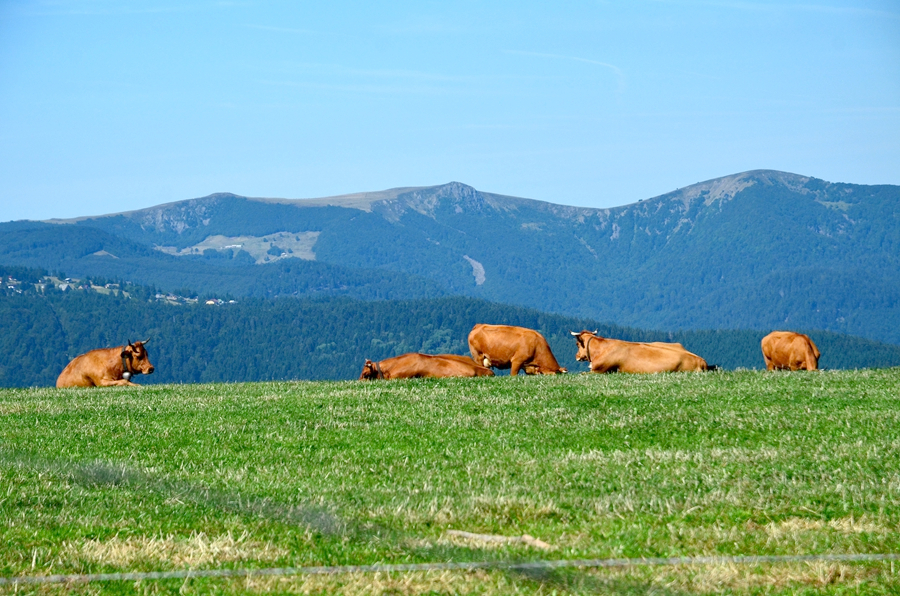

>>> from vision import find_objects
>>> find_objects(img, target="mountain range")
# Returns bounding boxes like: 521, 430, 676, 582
2, 170, 898, 344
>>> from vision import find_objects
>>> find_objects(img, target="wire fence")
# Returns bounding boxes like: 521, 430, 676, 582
2, 552, 898, 586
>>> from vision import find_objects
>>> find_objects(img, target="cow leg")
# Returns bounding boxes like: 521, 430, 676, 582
98, 379, 138, 387
510, 360, 523, 376
591, 361, 613, 374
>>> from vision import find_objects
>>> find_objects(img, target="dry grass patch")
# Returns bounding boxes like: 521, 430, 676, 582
443, 530, 553, 550
561, 446, 786, 466
758, 515, 891, 550
157, 563, 898, 595
765, 515, 885, 537
216, 569, 521, 595
649, 560, 884, 593
64, 531, 286, 568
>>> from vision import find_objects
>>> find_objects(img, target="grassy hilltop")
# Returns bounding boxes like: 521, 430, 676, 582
2, 370, 899, 594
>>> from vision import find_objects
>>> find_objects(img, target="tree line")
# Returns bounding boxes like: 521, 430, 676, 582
3, 264, 900, 388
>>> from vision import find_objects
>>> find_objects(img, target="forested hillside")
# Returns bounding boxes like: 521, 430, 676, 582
0, 222, 445, 301
3, 170, 899, 344
2, 267, 899, 388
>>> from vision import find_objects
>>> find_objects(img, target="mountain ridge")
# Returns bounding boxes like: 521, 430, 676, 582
42, 169, 801, 225
41, 169, 849, 242
4, 169, 899, 344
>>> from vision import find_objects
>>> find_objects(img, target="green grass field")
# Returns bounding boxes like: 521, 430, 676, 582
2, 370, 899, 594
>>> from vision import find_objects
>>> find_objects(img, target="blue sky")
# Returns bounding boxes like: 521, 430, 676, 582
1, 1, 898, 221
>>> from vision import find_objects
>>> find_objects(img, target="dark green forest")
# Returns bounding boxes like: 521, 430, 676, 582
3, 265, 899, 388
0, 222, 447, 301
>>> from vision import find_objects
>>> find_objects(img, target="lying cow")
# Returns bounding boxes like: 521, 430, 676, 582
468, 324, 567, 375
570, 331, 710, 373
761, 331, 820, 371
56, 339, 155, 387
359, 353, 494, 380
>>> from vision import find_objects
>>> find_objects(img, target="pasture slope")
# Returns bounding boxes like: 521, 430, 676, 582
1, 370, 899, 594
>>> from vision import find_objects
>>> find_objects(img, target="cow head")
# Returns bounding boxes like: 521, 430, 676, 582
359, 359, 382, 381
124, 339, 155, 376
571, 330, 599, 362
524, 363, 567, 375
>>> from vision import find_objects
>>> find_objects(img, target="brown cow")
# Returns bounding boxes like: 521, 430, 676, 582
761, 331, 820, 371
468, 324, 566, 375
571, 331, 709, 373
359, 353, 494, 380
56, 340, 155, 387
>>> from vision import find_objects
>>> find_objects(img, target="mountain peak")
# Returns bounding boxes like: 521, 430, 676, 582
650, 170, 817, 210
371, 182, 494, 221
435, 181, 478, 196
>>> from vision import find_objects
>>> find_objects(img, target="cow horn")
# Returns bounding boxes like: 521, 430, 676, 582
592, 330, 598, 335
570, 331, 578, 336
128, 339, 134, 347
142, 338, 150, 345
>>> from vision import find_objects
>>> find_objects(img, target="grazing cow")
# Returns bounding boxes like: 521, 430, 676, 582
56, 340, 155, 387
570, 331, 710, 373
761, 331, 820, 371
468, 324, 566, 375
359, 353, 494, 380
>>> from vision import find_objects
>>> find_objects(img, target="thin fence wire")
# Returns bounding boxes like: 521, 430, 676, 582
2, 553, 898, 586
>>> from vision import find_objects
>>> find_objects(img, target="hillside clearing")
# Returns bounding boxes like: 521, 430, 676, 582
1, 370, 899, 594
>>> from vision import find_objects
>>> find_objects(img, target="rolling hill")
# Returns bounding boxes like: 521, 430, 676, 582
2, 170, 898, 343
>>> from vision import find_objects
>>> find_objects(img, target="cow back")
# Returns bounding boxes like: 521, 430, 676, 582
468, 324, 564, 374
761, 331, 819, 371
56, 347, 121, 387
